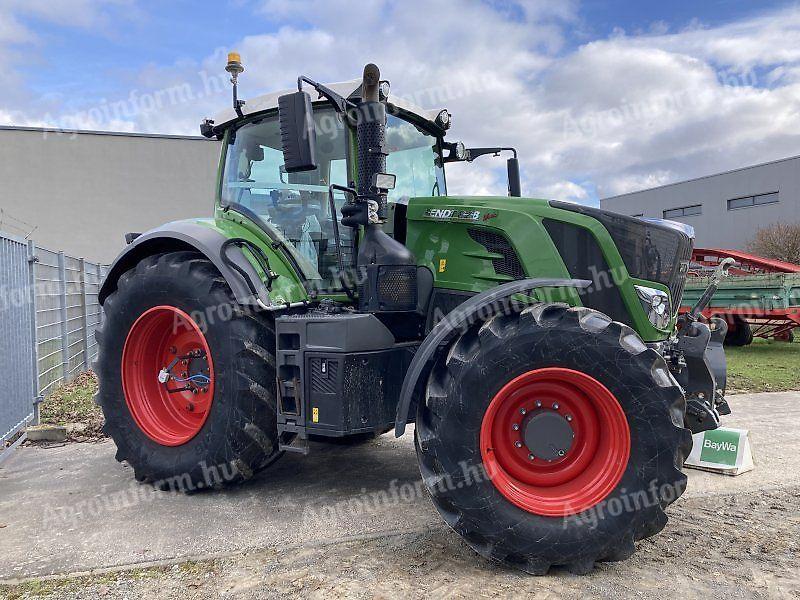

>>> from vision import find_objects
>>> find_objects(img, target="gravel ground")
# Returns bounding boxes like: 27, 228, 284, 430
3, 485, 798, 599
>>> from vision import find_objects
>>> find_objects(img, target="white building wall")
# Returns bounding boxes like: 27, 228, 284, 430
600, 156, 800, 249
0, 127, 221, 263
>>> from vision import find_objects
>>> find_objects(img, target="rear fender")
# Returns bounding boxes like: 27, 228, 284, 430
394, 277, 591, 436
99, 220, 279, 308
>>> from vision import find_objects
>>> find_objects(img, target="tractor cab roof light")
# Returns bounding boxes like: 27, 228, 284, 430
225, 51, 246, 118
436, 109, 451, 130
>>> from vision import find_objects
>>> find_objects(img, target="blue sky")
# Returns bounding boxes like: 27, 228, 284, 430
3, 0, 800, 203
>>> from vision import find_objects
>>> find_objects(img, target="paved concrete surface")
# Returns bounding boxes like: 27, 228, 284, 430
0, 391, 798, 582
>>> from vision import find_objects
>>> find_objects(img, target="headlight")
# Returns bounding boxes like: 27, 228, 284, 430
635, 285, 671, 330
436, 109, 451, 129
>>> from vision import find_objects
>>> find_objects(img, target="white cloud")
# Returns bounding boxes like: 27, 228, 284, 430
536, 180, 590, 202
538, 17, 800, 199
622, 6, 800, 69
5, 1, 800, 207
214, 1, 800, 203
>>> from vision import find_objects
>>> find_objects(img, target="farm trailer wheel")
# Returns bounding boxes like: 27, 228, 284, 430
96, 251, 281, 491
724, 316, 753, 347
415, 303, 692, 574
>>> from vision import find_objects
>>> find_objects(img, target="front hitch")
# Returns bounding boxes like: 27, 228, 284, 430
674, 257, 735, 434
686, 257, 735, 322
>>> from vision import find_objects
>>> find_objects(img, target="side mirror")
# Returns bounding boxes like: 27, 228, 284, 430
277, 91, 318, 173
507, 157, 521, 197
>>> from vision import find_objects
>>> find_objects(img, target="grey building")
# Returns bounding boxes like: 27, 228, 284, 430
600, 155, 800, 249
0, 126, 220, 263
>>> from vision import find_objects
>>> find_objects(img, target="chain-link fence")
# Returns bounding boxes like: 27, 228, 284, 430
0, 230, 107, 461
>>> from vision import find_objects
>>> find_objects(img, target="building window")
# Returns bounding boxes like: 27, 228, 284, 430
727, 192, 779, 210
663, 204, 702, 219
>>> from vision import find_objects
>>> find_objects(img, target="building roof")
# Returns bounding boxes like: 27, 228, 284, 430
211, 78, 443, 129
603, 153, 800, 202
0, 125, 213, 141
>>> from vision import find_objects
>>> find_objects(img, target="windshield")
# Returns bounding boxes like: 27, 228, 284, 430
221, 108, 352, 290
220, 107, 445, 290
385, 114, 445, 202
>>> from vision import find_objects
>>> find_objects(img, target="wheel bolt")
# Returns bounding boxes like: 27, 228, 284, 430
514, 441, 523, 448
566, 415, 573, 422
553, 403, 560, 410
535, 400, 542, 408
187, 403, 195, 412
512, 423, 520, 431
528, 454, 535, 460
519, 408, 527, 415
558, 450, 566, 457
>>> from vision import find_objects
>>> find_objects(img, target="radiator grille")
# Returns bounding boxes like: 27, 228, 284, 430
468, 228, 526, 280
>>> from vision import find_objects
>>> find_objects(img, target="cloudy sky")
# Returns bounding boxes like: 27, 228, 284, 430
2, 0, 800, 204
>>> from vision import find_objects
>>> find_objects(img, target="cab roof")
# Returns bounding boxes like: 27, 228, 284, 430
211, 78, 445, 133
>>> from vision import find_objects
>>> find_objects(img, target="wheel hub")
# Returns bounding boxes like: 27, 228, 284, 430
121, 306, 215, 447
522, 410, 574, 461
480, 367, 631, 517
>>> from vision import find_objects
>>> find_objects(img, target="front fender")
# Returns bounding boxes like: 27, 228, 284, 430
99, 220, 284, 308
394, 277, 591, 437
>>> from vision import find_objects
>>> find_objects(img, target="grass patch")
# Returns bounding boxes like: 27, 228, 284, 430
1, 566, 172, 599
38, 371, 104, 441
0, 560, 220, 599
726, 338, 800, 393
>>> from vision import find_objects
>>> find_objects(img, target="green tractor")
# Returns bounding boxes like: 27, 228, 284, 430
96, 57, 732, 574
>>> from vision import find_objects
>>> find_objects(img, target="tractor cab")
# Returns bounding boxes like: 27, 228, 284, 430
213, 84, 447, 291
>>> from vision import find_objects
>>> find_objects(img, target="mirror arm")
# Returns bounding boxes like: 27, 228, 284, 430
466, 147, 517, 161
297, 76, 358, 115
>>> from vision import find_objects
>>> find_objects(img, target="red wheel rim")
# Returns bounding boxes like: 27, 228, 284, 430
480, 367, 630, 516
122, 306, 215, 446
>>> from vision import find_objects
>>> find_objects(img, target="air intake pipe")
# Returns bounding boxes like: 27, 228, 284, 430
355, 64, 388, 218
348, 64, 420, 313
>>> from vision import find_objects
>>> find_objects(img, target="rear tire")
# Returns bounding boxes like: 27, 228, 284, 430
415, 303, 692, 574
96, 251, 281, 491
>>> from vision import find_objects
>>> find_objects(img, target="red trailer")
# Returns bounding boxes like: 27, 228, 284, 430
682, 249, 800, 345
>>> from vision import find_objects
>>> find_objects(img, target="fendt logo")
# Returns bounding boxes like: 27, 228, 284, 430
424, 208, 481, 221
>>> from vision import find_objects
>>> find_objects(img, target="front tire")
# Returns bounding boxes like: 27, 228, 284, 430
415, 303, 692, 574
96, 251, 281, 491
